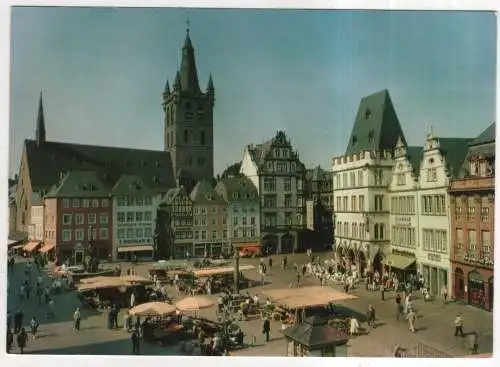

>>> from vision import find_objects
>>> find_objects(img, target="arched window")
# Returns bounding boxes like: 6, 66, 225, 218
380, 224, 385, 240
184, 130, 189, 143
374, 224, 379, 240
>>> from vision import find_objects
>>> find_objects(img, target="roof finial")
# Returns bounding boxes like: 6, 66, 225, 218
429, 125, 434, 136
186, 16, 190, 35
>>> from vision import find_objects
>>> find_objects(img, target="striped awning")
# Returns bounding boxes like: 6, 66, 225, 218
117, 245, 154, 253
22, 241, 41, 252
39, 244, 55, 253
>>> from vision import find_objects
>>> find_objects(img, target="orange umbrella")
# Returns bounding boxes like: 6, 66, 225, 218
129, 302, 177, 316
176, 296, 215, 311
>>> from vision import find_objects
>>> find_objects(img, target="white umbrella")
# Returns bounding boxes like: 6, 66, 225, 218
129, 302, 177, 316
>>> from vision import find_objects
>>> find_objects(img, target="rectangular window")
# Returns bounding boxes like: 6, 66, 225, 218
211, 230, 217, 240
263, 177, 276, 191
480, 207, 489, 221
194, 207, 199, 215
118, 196, 127, 206
212, 218, 217, 226
101, 199, 109, 208
100, 213, 108, 225
250, 216, 255, 225
100, 228, 108, 240
144, 211, 152, 221
75, 229, 84, 241
126, 228, 134, 239
63, 214, 72, 225
397, 173, 405, 186
242, 217, 247, 225
342, 173, 347, 188
82, 199, 90, 208
357, 171, 363, 186
72, 199, 80, 208
359, 195, 365, 212
212, 206, 217, 214
63, 199, 70, 208
201, 230, 207, 240
467, 229, 477, 254
62, 229, 71, 241
117, 212, 125, 223
201, 207, 207, 215
75, 214, 84, 225
87, 213, 96, 224
284, 195, 292, 208
136, 212, 143, 222
135, 196, 144, 206
350, 172, 356, 187
117, 229, 125, 239
126, 212, 133, 222
284, 177, 292, 192
144, 227, 152, 237
481, 231, 490, 257
136, 228, 144, 238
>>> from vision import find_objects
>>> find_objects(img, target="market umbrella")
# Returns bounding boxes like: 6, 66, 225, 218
80, 276, 116, 284
129, 302, 177, 316
120, 274, 153, 285
176, 296, 214, 317
77, 278, 129, 292
153, 261, 172, 270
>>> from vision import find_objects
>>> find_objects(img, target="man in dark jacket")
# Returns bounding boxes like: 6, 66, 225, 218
14, 309, 24, 334
17, 328, 28, 354
262, 317, 271, 342
131, 329, 140, 354
7, 329, 13, 353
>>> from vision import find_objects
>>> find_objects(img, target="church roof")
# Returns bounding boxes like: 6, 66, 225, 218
46, 170, 111, 198
436, 137, 474, 177
179, 33, 200, 93
23, 139, 176, 193
406, 146, 424, 173
345, 89, 407, 155
306, 165, 331, 182
469, 122, 495, 147
110, 174, 154, 196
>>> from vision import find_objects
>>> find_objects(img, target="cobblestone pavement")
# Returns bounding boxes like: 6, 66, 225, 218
6, 252, 493, 357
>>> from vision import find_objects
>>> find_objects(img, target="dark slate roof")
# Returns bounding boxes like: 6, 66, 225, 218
110, 174, 153, 196
45, 170, 110, 198
345, 89, 407, 155
162, 187, 190, 206
469, 122, 495, 147
283, 316, 347, 348
23, 139, 176, 192
406, 146, 424, 173
248, 139, 274, 166
215, 175, 258, 203
189, 179, 225, 204
307, 165, 331, 182
437, 137, 474, 177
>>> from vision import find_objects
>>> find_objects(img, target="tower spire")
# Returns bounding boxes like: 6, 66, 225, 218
164, 79, 170, 95
179, 22, 200, 93
36, 91, 46, 147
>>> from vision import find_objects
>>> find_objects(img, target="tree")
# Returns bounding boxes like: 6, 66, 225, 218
154, 205, 175, 260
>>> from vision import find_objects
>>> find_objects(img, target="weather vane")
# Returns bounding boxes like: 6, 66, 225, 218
186, 17, 190, 34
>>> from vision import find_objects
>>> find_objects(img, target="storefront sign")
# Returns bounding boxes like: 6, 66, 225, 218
427, 253, 441, 262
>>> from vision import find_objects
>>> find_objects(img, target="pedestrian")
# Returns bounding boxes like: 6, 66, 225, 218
380, 284, 385, 301
107, 307, 114, 329
29, 316, 39, 339
19, 285, 25, 302
454, 314, 465, 337
14, 309, 24, 334
25, 283, 31, 300
17, 328, 27, 354
73, 307, 81, 331
441, 286, 448, 304
131, 329, 140, 354
113, 304, 119, 328
467, 331, 479, 354
7, 329, 14, 353
36, 286, 43, 305
366, 304, 376, 328
44, 286, 50, 304
262, 317, 271, 342
395, 293, 403, 321
349, 317, 360, 337
296, 273, 301, 287
406, 309, 416, 333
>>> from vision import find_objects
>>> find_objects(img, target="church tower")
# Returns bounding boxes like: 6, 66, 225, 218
163, 25, 215, 189
36, 91, 46, 147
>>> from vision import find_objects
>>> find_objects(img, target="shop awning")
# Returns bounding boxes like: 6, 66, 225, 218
39, 244, 55, 253
233, 242, 261, 249
22, 241, 41, 252
384, 254, 416, 270
11, 244, 25, 250
8, 239, 19, 247
117, 245, 154, 253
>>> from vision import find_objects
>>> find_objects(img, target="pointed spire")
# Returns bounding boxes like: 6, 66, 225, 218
206, 73, 214, 93
179, 25, 200, 93
164, 79, 170, 95
36, 91, 46, 147
173, 71, 181, 91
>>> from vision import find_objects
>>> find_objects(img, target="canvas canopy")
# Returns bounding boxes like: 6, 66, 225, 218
261, 286, 358, 309
192, 264, 255, 278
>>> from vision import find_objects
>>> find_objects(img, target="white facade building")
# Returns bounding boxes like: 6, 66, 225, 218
111, 174, 163, 260
332, 150, 394, 274
28, 192, 44, 241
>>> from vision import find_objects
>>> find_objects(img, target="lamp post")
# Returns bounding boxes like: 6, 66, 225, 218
233, 244, 240, 295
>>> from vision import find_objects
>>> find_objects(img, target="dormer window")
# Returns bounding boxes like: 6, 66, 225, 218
365, 109, 372, 120
429, 158, 434, 164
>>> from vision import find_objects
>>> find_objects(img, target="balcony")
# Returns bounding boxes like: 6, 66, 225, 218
450, 177, 494, 192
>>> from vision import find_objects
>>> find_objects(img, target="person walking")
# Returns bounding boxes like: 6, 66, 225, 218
366, 304, 376, 328
16, 328, 28, 354
441, 286, 449, 304
29, 316, 39, 339
268, 257, 273, 271
7, 329, 14, 353
380, 284, 385, 301
14, 309, 24, 334
262, 317, 271, 342
73, 307, 81, 331
349, 317, 360, 337
454, 314, 465, 337
406, 309, 416, 333
395, 294, 403, 321
131, 329, 140, 354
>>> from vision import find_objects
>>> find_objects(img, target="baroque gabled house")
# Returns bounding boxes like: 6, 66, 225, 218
240, 131, 306, 254
163, 29, 215, 192
332, 89, 405, 275
449, 122, 495, 311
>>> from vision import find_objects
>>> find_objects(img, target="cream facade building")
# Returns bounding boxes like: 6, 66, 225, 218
28, 192, 44, 241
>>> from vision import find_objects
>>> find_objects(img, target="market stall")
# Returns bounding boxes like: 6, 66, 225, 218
191, 265, 255, 294
77, 278, 149, 309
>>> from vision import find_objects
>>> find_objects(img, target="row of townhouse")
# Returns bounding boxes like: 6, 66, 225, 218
332, 89, 494, 311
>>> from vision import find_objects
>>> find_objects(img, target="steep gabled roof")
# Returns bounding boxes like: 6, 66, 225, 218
110, 174, 153, 196
24, 139, 176, 192
437, 137, 474, 177
469, 122, 495, 147
162, 187, 190, 206
190, 179, 225, 205
45, 170, 110, 198
248, 139, 274, 166
215, 175, 258, 203
345, 89, 407, 155
406, 146, 424, 173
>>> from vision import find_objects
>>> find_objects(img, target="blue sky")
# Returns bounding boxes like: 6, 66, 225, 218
9, 8, 497, 177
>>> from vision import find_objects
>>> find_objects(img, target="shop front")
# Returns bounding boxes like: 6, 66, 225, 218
419, 252, 450, 296
192, 241, 230, 258
116, 244, 154, 261
383, 250, 416, 282
451, 263, 493, 311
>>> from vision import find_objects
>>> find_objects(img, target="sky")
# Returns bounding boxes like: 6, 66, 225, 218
9, 8, 497, 178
